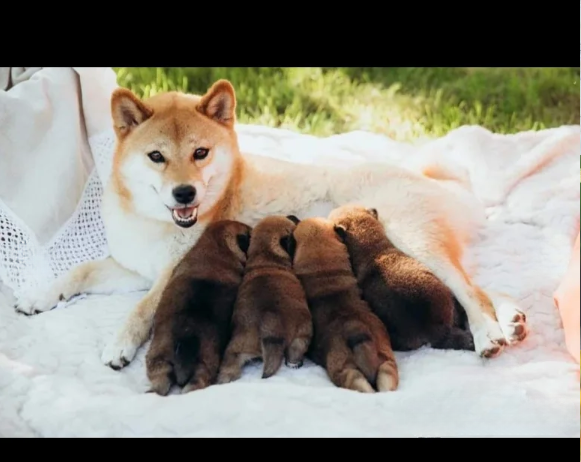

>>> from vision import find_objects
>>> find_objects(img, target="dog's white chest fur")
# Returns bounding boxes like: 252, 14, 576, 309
101, 186, 197, 281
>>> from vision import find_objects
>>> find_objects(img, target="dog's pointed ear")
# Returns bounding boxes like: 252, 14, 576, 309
286, 215, 301, 225
236, 231, 251, 254
111, 88, 153, 139
197, 79, 236, 127
280, 234, 297, 259
334, 224, 347, 242
367, 208, 378, 219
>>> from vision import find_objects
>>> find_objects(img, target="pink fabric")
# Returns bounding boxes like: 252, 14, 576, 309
554, 232, 580, 366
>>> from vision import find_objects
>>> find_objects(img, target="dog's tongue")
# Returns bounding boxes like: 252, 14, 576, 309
176, 206, 195, 219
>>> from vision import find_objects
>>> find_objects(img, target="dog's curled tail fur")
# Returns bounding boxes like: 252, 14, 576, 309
260, 311, 286, 379
344, 321, 380, 385
173, 335, 200, 386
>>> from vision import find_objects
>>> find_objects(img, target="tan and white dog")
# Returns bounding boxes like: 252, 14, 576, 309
15, 79, 527, 369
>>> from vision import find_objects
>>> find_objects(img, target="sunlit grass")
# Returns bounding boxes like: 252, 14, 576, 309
114, 67, 580, 141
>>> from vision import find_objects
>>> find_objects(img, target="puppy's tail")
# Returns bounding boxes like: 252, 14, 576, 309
344, 321, 380, 385
260, 311, 285, 379
173, 335, 200, 387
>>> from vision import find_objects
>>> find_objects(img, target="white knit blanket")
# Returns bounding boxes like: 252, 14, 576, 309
0, 68, 579, 437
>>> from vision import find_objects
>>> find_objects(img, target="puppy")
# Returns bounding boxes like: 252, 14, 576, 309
217, 215, 312, 383
328, 204, 474, 352
145, 220, 252, 395
292, 217, 399, 393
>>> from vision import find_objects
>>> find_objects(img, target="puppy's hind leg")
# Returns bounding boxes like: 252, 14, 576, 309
327, 358, 376, 394
182, 364, 213, 394
217, 334, 259, 385
285, 314, 313, 369
145, 354, 174, 396
15, 257, 150, 315
374, 332, 399, 392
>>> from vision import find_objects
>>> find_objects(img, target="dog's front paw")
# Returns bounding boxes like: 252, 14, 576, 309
495, 297, 528, 345
14, 289, 67, 316
472, 317, 508, 359
101, 336, 138, 370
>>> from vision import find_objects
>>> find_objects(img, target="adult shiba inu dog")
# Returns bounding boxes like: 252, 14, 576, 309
15, 79, 527, 369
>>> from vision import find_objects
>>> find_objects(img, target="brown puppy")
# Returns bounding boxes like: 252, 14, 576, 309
145, 220, 252, 395
292, 217, 399, 393
217, 215, 312, 383
328, 204, 474, 352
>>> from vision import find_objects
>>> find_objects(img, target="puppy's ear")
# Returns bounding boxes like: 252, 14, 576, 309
280, 234, 297, 259
367, 208, 378, 219
197, 79, 236, 127
286, 215, 301, 225
111, 88, 153, 139
334, 224, 347, 242
236, 232, 250, 254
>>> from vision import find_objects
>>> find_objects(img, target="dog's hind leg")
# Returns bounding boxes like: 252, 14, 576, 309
102, 264, 174, 370
14, 257, 150, 316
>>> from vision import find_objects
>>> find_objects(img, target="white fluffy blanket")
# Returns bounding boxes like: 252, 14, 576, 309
0, 69, 579, 437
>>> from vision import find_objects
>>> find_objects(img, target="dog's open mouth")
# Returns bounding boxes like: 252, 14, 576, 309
170, 206, 199, 228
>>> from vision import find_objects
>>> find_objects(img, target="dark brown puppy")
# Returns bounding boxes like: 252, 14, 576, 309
328, 204, 474, 352
145, 220, 252, 395
217, 215, 312, 384
292, 217, 399, 393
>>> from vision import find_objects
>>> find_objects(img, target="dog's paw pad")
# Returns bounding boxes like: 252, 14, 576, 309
473, 319, 507, 359
101, 340, 138, 371
495, 299, 528, 345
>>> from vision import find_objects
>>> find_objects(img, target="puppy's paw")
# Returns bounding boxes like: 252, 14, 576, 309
351, 377, 376, 393
182, 380, 210, 394
472, 317, 507, 359
146, 382, 171, 396
101, 335, 138, 370
285, 359, 303, 369
376, 361, 398, 392
495, 297, 528, 345
216, 370, 239, 385
14, 289, 69, 316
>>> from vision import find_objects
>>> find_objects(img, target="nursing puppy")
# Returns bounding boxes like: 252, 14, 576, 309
217, 215, 312, 384
328, 204, 474, 352
146, 220, 251, 395
292, 217, 399, 393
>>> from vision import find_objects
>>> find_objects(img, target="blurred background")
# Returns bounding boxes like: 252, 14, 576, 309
114, 67, 580, 142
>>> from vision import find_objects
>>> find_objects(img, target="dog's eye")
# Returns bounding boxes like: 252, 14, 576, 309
147, 151, 165, 163
193, 148, 209, 160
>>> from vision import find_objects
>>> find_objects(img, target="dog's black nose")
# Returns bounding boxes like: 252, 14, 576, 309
172, 185, 196, 204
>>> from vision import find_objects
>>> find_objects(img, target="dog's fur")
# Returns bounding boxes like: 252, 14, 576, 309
328, 204, 478, 352
145, 220, 251, 395
15, 78, 527, 369
217, 215, 312, 384
292, 217, 398, 393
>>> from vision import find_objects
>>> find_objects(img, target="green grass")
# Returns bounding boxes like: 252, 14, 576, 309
114, 67, 580, 141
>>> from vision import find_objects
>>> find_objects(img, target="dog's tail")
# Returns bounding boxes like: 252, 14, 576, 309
344, 321, 380, 385
260, 310, 286, 379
